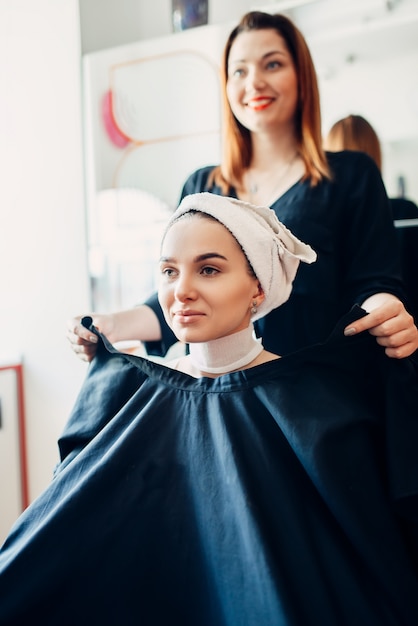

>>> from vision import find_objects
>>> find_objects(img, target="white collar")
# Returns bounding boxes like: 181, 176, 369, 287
188, 323, 263, 375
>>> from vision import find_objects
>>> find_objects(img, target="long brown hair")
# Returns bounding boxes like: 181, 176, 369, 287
325, 114, 383, 171
210, 11, 330, 193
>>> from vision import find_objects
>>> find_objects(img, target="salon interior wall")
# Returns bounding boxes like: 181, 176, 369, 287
0, 0, 89, 513
0, 0, 417, 530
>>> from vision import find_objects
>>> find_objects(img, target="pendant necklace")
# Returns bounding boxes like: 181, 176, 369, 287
247, 153, 299, 205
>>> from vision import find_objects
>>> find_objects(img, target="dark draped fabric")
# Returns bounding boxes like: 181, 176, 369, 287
391, 197, 418, 323
1, 308, 418, 626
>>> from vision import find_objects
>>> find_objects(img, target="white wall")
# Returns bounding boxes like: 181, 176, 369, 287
317, 48, 418, 204
79, 0, 171, 53
79, 0, 256, 53
0, 0, 90, 508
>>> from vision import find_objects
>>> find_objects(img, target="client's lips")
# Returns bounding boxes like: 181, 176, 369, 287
173, 309, 204, 322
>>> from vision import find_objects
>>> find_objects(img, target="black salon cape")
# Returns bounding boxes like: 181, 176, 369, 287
1, 308, 418, 626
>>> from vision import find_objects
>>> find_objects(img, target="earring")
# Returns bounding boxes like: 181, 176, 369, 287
251, 300, 258, 315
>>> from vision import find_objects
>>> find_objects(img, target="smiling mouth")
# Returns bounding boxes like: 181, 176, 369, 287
246, 97, 274, 111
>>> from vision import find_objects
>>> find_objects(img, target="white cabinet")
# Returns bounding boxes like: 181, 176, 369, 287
0, 359, 28, 544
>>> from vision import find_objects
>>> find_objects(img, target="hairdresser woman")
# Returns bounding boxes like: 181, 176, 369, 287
68, 11, 418, 360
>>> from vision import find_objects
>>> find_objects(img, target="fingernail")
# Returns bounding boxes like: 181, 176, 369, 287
344, 327, 356, 337
89, 335, 98, 343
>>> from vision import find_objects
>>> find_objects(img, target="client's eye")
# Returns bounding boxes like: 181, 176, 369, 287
161, 267, 177, 278
201, 266, 219, 276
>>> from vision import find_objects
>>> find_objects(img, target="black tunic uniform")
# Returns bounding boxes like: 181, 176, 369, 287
0, 308, 417, 626
391, 196, 418, 322
145, 151, 405, 356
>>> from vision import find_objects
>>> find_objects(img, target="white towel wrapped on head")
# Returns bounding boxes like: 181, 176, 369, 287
167, 192, 317, 320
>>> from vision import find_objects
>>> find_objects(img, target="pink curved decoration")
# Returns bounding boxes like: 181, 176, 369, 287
101, 90, 131, 149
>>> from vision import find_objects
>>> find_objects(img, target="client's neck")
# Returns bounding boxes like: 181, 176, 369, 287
188, 323, 264, 376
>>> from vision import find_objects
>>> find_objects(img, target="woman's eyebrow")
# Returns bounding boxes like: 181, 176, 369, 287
195, 252, 227, 262
159, 252, 228, 263
229, 49, 287, 65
